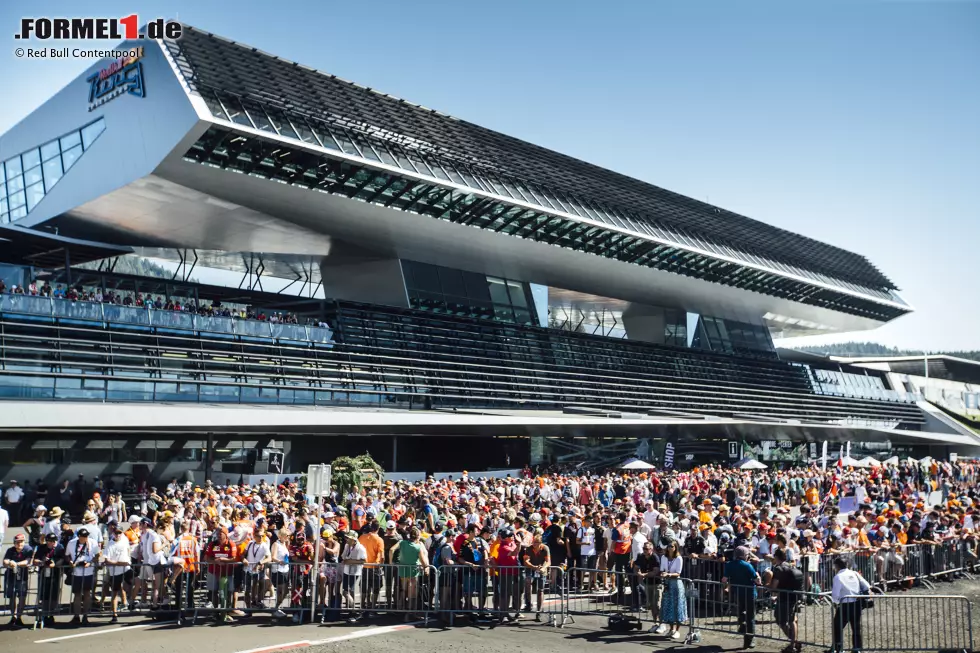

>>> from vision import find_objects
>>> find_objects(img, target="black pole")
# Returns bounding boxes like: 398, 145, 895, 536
205, 431, 214, 484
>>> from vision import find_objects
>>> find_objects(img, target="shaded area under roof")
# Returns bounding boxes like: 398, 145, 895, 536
0, 224, 132, 269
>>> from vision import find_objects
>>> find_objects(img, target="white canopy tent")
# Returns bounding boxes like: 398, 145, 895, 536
859, 456, 881, 467
736, 457, 768, 470
620, 458, 656, 470
883, 456, 900, 466
840, 455, 868, 468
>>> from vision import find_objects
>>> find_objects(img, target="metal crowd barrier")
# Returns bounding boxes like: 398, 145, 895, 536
1, 541, 977, 651
435, 565, 566, 626
842, 593, 974, 652
685, 578, 835, 649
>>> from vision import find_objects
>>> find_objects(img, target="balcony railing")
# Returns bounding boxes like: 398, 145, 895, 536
0, 293, 334, 344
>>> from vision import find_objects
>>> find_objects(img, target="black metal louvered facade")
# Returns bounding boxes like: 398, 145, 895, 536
161, 25, 901, 300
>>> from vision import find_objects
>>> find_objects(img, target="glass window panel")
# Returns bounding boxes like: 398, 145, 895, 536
406, 153, 433, 177
24, 166, 42, 186
7, 175, 24, 193
0, 212, 7, 224
22, 149, 40, 171
220, 95, 254, 127
487, 277, 510, 304
355, 139, 382, 162
424, 157, 450, 181
4, 156, 22, 177
437, 266, 466, 297
62, 145, 82, 171
25, 182, 44, 211
8, 190, 26, 209
506, 281, 528, 308
463, 271, 492, 303
0, 162, 4, 183
408, 262, 440, 293
242, 101, 274, 132
60, 131, 81, 151
372, 142, 397, 166
266, 109, 298, 139
388, 144, 414, 172
442, 163, 465, 185
309, 124, 340, 150
40, 140, 60, 162
292, 118, 318, 144
202, 91, 228, 120
332, 130, 361, 156
81, 118, 106, 149
10, 206, 26, 220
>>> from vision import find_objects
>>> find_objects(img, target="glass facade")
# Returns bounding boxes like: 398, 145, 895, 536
0, 118, 105, 224
184, 126, 908, 324
691, 316, 775, 356
402, 260, 535, 325
193, 90, 907, 310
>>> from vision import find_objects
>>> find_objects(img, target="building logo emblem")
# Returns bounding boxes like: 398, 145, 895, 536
87, 47, 144, 111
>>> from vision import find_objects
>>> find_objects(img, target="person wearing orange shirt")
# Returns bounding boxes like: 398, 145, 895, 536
358, 522, 385, 616
171, 519, 200, 616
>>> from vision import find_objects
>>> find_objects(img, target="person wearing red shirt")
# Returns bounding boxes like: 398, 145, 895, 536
287, 530, 314, 622
204, 528, 235, 622
492, 528, 522, 620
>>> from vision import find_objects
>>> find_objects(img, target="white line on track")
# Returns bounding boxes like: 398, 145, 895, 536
232, 622, 419, 653
34, 620, 176, 643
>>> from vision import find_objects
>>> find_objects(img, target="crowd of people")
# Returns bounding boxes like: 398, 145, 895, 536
0, 278, 319, 326
2, 457, 977, 649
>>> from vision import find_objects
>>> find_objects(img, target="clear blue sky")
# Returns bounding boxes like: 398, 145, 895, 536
1, 1, 977, 351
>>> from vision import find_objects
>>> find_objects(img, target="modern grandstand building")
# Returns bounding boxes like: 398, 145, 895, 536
0, 25, 974, 481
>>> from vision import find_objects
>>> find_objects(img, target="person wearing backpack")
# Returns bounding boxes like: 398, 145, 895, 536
769, 548, 804, 653
428, 526, 455, 619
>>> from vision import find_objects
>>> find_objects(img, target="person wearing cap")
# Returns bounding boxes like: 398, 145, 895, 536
32, 532, 65, 626
4, 479, 24, 525
3, 532, 32, 628
22, 504, 46, 548
492, 527, 521, 620
102, 524, 133, 624
42, 505, 63, 541
723, 545, 761, 649
65, 526, 101, 626
340, 530, 367, 615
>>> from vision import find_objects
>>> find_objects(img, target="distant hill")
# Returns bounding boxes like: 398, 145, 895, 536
78, 256, 197, 283
796, 342, 980, 363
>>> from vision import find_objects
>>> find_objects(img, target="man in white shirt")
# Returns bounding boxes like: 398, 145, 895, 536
340, 531, 367, 610
5, 480, 24, 524
102, 529, 133, 623
576, 516, 597, 591
830, 558, 870, 652
629, 522, 648, 564
65, 528, 101, 626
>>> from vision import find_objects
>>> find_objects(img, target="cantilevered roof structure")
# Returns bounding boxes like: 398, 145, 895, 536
0, 24, 911, 337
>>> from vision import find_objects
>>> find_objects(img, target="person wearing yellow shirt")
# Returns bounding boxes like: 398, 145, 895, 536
805, 486, 820, 506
